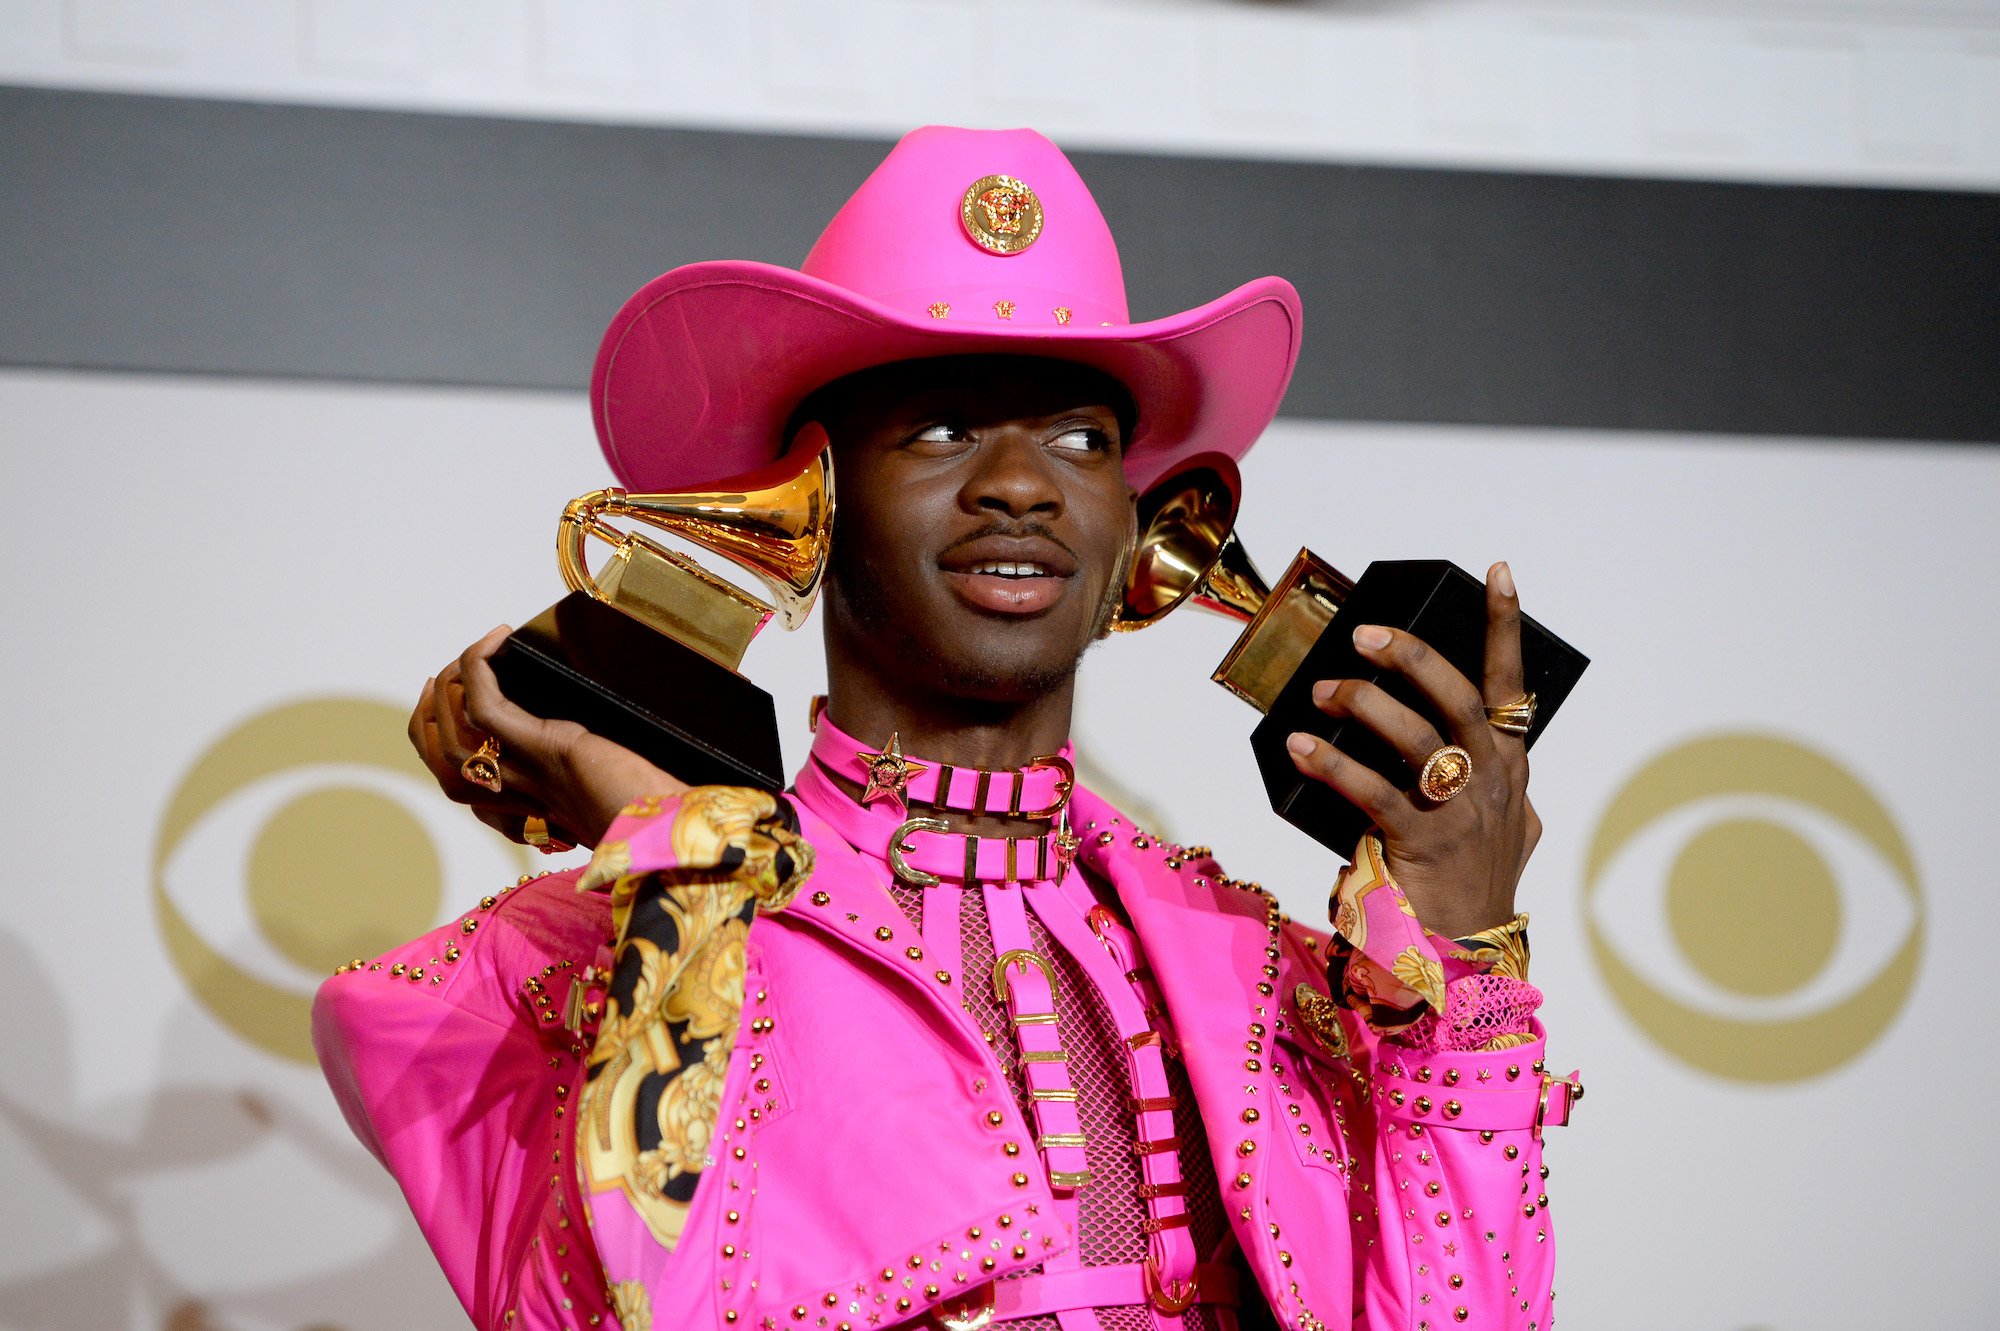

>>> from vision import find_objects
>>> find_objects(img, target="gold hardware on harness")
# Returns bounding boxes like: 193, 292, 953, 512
888, 816, 950, 887
992, 948, 1061, 1003
931, 1283, 996, 1331
1015, 753, 1076, 819
1144, 1257, 1199, 1314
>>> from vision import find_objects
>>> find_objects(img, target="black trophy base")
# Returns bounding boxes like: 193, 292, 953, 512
489, 591, 785, 792
1248, 560, 1588, 857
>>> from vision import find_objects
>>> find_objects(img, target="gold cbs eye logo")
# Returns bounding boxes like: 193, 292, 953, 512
1584, 733, 1922, 1083
153, 698, 526, 1063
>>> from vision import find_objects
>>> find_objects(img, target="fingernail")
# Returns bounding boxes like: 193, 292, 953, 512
1287, 732, 1316, 758
1353, 624, 1391, 651
1312, 680, 1336, 705
1494, 561, 1516, 598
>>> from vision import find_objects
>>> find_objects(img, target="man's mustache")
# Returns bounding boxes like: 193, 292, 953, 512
937, 520, 1082, 564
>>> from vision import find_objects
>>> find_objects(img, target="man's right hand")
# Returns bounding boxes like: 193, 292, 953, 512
408, 625, 689, 850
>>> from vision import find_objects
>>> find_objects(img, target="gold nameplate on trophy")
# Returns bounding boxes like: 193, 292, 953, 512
582, 533, 772, 670
489, 425, 837, 792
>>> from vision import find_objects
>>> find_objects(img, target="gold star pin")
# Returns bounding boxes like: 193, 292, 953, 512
858, 732, 929, 806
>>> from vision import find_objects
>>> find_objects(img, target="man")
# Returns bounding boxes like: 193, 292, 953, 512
315, 126, 1575, 1331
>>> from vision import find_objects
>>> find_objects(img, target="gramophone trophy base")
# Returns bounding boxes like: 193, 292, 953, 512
1247, 560, 1588, 857
489, 591, 786, 793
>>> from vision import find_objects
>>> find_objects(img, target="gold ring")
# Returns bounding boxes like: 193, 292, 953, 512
1485, 692, 1537, 737
460, 737, 503, 793
1416, 745, 1474, 804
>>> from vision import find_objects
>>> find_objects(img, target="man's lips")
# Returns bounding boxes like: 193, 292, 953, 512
939, 533, 1079, 578
937, 534, 1077, 616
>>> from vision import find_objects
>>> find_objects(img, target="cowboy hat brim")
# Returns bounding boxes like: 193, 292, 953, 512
592, 260, 1302, 495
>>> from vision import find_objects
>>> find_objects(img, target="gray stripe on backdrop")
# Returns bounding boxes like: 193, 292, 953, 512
2, 86, 1994, 443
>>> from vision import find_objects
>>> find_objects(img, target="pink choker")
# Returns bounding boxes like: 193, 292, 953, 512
809, 713, 1075, 819
800, 713, 1079, 886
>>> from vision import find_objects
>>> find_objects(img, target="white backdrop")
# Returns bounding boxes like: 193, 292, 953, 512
6, 0, 1997, 191
5, 0, 1993, 1325
2, 366, 1995, 1328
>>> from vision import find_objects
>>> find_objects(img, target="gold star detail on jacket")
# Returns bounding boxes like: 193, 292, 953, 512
858, 732, 929, 806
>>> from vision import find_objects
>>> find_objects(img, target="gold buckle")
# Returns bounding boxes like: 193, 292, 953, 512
931, 1283, 995, 1331
562, 965, 609, 1034
1143, 1257, 1199, 1314
888, 816, 950, 887
992, 948, 1061, 1003
1533, 1071, 1583, 1141
1015, 753, 1076, 820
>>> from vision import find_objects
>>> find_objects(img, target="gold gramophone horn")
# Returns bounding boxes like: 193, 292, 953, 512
1114, 458, 1268, 631
1116, 455, 1354, 712
556, 425, 836, 671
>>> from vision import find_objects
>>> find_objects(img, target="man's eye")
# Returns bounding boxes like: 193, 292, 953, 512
912, 424, 969, 445
1049, 427, 1111, 453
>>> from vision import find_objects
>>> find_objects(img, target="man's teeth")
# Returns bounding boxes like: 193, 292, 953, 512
969, 561, 1049, 577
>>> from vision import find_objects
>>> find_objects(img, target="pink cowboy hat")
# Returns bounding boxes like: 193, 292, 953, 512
591, 125, 1302, 495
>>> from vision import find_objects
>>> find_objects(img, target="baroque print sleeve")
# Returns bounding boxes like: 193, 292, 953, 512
1327, 835, 1578, 1329
313, 785, 812, 1331
575, 786, 813, 1330
1325, 834, 1539, 1052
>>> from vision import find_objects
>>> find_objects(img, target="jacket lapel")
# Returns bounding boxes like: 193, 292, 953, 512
1070, 789, 1278, 1176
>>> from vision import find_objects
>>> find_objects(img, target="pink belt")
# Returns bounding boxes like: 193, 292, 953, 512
932, 1261, 1242, 1325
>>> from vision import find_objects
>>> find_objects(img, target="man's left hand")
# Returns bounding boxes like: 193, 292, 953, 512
1284, 561, 1539, 939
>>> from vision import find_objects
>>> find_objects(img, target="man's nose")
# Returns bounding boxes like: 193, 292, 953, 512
961, 430, 1063, 519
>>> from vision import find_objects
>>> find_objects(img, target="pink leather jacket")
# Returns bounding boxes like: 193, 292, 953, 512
315, 782, 1575, 1330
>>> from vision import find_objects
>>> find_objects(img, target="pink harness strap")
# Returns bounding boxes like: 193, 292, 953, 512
789, 749, 1237, 1331
992, 1263, 1241, 1319
1371, 1063, 1583, 1134
1029, 880, 1202, 1314
987, 884, 1094, 1192
898, 820, 1060, 885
